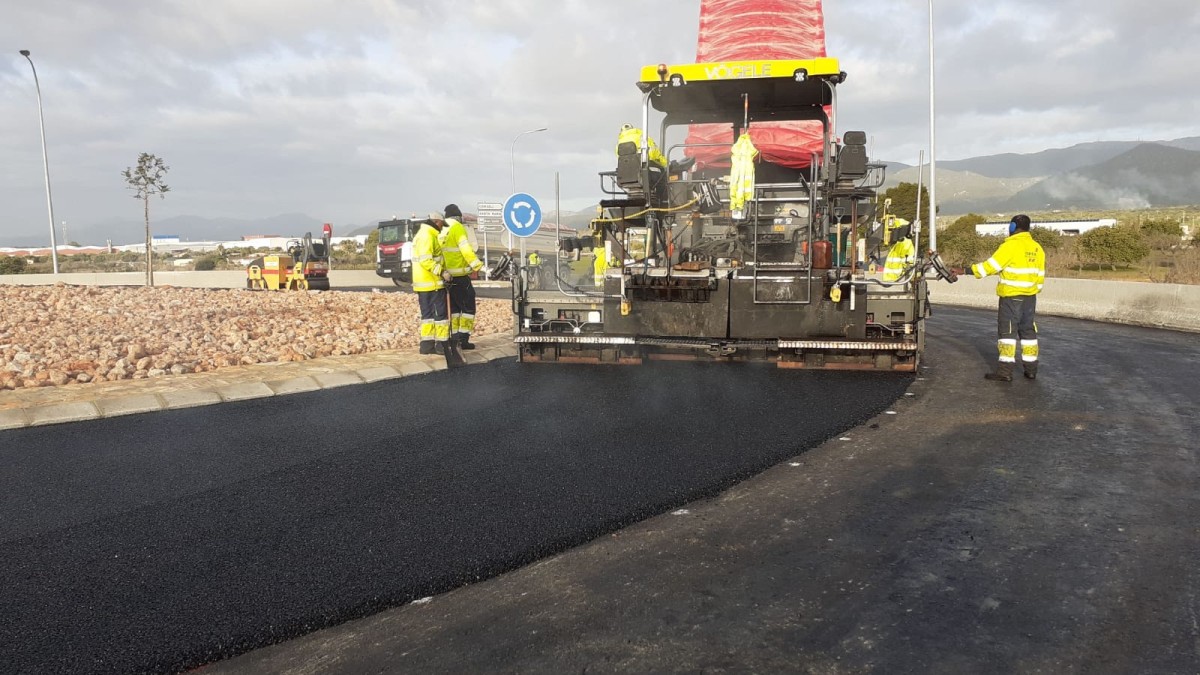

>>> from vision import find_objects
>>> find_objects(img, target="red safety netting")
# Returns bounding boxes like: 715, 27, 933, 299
685, 0, 828, 170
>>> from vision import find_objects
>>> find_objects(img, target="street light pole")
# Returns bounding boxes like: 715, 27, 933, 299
926, 1, 938, 253
509, 127, 547, 250
19, 50, 60, 274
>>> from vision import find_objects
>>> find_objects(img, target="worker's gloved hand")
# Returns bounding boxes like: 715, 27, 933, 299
441, 271, 453, 282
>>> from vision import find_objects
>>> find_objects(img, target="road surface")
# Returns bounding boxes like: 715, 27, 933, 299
2, 307, 1197, 673
1, 344, 909, 673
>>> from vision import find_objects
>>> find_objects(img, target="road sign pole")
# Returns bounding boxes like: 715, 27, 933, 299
476, 201, 507, 280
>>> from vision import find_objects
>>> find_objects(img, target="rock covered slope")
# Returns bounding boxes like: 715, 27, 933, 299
0, 285, 508, 390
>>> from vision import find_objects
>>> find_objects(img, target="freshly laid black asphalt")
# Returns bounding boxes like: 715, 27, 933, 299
0, 356, 911, 673
209, 306, 1200, 674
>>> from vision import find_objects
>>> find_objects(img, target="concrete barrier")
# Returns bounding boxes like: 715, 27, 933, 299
931, 276, 1200, 333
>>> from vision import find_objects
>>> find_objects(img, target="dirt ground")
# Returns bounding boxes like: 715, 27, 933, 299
0, 284, 507, 390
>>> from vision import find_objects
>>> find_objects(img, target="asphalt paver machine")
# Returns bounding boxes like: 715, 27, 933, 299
513, 58, 954, 370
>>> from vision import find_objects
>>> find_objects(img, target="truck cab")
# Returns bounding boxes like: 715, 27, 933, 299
376, 218, 416, 285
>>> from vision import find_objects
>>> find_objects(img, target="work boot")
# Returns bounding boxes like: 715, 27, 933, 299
434, 342, 445, 356
419, 340, 435, 355
984, 363, 1013, 382
1024, 363, 1038, 380
457, 333, 476, 350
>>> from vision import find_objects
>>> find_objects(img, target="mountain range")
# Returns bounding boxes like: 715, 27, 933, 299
884, 136, 1200, 215
8, 136, 1198, 247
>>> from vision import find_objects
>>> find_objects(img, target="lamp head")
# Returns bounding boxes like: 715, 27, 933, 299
19, 50, 31, 57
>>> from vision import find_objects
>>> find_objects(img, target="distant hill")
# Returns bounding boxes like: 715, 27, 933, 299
883, 166, 1041, 214
344, 224, 378, 237
1003, 143, 1200, 211
936, 136, 1200, 179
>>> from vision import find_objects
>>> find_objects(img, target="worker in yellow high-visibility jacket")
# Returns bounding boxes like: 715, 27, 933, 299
882, 218, 915, 281
439, 204, 484, 350
729, 132, 758, 218
615, 124, 666, 167
412, 211, 452, 355
955, 214, 1046, 381
593, 245, 609, 288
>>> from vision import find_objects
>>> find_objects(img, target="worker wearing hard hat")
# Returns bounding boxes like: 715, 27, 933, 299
953, 214, 1046, 382
439, 204, 484, 350
881, 218, 916, 282
616, 123, 667, 168
413, 211, 452, 355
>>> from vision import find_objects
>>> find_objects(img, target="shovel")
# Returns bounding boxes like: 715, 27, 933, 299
443, 283, 466, 369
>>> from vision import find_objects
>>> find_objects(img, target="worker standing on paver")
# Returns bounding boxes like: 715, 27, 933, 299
882, 218, 916, 281
439, 204, 484, 350
955, 214, 1046, 381
593, 246, 607, 288
413, 211, 452, 355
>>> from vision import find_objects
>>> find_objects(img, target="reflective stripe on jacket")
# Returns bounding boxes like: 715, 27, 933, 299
411, 222, 445, 292
882, 238, 916, 281
439, 218, 482, 277
968, 231, 1046, 297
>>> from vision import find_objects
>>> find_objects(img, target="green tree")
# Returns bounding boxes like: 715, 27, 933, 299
1079, 226, 1149, 270
194, 256, 218, 271
1141, 217, 1183, 238
935, 213, 988, 265
880, 182, 933, 224
1029, 226, 1064, 252
122, 152, 170, 286
364, 229, 379, 261
946, 213, 986, 234
0, 256, 28, 274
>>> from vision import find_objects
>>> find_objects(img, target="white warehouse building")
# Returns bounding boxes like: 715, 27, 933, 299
975, 219, 1117, 237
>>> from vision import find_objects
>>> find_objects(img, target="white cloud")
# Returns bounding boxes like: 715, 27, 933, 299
2, 0, 1198, 243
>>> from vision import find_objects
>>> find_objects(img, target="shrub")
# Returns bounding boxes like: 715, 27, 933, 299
194, 257, 218, 271
1029, 226, 1064, 252
0, 256, 28, 274
1141, 218, 1183, 238
1079, 226, 1149, 270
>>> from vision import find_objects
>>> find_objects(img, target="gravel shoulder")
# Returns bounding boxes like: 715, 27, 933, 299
0, 285, 508, 391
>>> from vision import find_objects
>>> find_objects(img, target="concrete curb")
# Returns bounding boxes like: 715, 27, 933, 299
0, 335, 518, 431
930, 276, 1200, 333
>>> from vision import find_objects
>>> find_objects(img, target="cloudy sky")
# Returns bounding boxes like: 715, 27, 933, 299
2, 0, 1198, 244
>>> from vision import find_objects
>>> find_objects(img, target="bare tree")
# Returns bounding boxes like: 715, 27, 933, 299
122, 153, 170, 286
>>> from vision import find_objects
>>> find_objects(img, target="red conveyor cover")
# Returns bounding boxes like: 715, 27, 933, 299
685, 0, 828, 170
